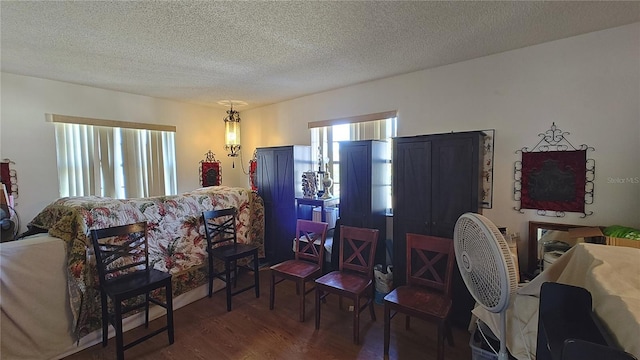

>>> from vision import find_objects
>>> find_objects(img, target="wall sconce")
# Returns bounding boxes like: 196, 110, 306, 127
224, 104, 241, 157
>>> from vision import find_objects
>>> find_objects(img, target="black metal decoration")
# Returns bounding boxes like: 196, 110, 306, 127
199, 150, 222, 187
514, 123, 595, 218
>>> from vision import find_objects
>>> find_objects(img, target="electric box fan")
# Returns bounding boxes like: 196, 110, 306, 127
0, 206, 15, 242
454, 213, 518, 360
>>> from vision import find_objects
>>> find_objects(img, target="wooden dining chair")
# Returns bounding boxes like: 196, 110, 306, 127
202, 207, 260, 311
90, 222, 174, 360
383, 233, 455, 360
269, 219, 329, 322
315, 225, 379, 344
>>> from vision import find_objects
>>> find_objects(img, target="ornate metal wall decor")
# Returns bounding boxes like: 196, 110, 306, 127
199, 150, 222, 187
248, 150, 258, 192
514, 123, 595, 217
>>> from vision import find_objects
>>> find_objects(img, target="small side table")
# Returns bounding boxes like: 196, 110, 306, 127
295, 197, 339, 223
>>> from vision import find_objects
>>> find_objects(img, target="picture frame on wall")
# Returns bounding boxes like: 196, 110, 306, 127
481, 129, 495, 209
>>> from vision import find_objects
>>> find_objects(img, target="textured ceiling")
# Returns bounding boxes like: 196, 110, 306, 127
1, 1, 639, 110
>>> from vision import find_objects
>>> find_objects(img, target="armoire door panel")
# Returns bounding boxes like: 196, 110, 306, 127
431, 138, 477, 237
393, 141, 431, 227
392, 139, 432, 286
340, 140, 388, 266
275, 150, 294, 204
340, 143, 371, 227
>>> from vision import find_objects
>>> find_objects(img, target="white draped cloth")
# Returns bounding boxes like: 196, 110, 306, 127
473, 243, 640, 359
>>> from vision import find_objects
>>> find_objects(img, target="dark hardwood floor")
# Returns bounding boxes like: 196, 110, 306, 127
65, 268, 473, 360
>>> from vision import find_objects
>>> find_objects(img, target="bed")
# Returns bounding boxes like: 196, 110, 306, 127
473, 243, 640, 360
0, 186, 264, 359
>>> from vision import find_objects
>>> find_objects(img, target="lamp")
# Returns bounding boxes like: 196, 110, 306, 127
223, 104, 241, 157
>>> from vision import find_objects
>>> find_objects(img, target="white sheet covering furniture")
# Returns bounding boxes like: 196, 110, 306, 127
473, 243, 640, 360
0, 186, 264, 359
0, 234, 215, 359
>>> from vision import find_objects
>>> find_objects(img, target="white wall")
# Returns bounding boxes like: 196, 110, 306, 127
240, 23, 640, 270
0, 73, 238, 231
1, 23, 638, 271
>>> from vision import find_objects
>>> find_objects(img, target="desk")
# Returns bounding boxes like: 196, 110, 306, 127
295, 197, 339, 223
473, 243, 640, 360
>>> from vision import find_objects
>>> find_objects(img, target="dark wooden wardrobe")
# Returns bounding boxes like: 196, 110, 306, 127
392, 131, 485, 327
256, 145, 311, 264
339, 140, 389, 266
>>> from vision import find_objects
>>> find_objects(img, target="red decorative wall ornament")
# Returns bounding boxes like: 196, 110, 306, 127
521, 150, 586, 213
249, 150, 258, 192
199, 151, 222, 187
514, 123, 595, 218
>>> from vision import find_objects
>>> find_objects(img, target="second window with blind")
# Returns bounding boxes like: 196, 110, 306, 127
309, 111, 397, 212
52, 114, 177, 199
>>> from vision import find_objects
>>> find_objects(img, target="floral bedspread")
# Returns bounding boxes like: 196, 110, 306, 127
27, 186, 264, 339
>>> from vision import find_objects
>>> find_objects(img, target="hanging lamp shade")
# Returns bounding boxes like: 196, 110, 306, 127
224, 105, 241, 157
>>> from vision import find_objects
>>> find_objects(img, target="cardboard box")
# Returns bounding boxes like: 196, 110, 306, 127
567, 227, 605, 244
606, 236, 640, 249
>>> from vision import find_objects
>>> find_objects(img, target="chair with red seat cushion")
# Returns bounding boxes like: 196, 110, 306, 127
269, 219, 329, 322
383, 233, 455, 360
315, 225, 379, 344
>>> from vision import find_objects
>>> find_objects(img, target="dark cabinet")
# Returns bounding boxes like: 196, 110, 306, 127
339, 140, 388, 266
392, 131, 484, 327
256, 145, 311, 264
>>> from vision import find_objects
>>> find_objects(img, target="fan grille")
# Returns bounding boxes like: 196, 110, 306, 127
454, 213, 518, 313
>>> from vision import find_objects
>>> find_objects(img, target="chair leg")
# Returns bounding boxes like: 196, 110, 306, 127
299, 280, 305, 322
437, 321, 445, 360
445, 320, 454, 346
114, 299, 124, 360
315, 287, 321, 330
208, 253, 214, 298
225, 260, 232, 311
384, 302, 391, 355
233, 260, 239, 288
353, 296, 360, 344
253, 253, 260, 298
368, 290, 376, 321
100, 292, 109, 347
145, 292, 150, 328
269, 270, 276, 310
405, 315, 411, 330
166, 282, 174, 344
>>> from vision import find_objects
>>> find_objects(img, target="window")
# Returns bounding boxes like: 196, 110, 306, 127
310, 111, 397, 210
52, 114, 177, 198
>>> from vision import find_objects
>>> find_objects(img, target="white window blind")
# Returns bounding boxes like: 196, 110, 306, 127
52, 115, 177, 198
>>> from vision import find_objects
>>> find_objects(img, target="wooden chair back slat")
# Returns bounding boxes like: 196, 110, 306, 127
294, 220, 329, 264
202, 207, 238, 249
339, 225, 379, 276
91, 222, 149, 283
406, 233, 455, 296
